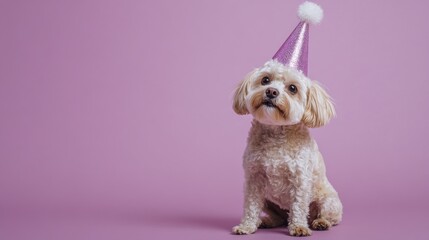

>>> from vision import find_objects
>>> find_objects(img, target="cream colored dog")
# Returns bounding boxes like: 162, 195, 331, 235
232, 60, 342, 236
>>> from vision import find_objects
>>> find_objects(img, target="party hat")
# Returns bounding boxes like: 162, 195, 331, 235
272, 1, 324, 76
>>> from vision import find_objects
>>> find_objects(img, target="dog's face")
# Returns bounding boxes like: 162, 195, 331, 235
233, 60, 335, 127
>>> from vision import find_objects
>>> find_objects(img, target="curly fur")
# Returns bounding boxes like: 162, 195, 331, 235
232, 60, 342, 236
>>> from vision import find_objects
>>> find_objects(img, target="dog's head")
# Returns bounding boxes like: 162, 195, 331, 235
233, 60, 335, 127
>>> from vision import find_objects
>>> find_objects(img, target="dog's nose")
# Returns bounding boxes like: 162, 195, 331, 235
265, 87, 279, 99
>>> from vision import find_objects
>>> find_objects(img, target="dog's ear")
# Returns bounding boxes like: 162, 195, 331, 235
302, 81, 336, 128
232, 69, 256, 115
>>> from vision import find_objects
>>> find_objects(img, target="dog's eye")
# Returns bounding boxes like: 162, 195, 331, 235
261, 77, 270, 85
288, 84, 298, 94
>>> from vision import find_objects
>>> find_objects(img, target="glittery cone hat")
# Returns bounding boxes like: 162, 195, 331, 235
273, 1, 324, 76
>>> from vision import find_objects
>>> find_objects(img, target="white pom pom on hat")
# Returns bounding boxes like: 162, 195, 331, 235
298, 1, 323, 25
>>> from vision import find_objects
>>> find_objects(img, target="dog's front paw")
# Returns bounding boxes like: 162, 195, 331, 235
311, 218, 331, 231
288, 225, 312, 237
232, 224, 257, 235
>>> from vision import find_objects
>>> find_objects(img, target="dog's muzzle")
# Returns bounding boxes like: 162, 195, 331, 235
262, 99, 276, 108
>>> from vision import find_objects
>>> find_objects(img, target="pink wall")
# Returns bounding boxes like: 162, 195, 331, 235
1, 0, 428, 239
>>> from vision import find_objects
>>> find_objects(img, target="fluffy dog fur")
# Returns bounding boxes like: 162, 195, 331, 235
232, 60, 342, 236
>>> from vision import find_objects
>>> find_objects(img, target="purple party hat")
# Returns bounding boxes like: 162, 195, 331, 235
273, 1, 324, 76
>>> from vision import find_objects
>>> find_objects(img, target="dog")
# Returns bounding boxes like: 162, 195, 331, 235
231, 59, 343, 236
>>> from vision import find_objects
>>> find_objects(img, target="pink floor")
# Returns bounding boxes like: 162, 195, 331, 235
1, 205, 427, 240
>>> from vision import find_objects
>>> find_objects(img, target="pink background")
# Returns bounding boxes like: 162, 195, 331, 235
1, 0, 428, 239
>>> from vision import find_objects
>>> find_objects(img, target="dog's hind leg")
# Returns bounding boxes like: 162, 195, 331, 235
259, 200, 288, 228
